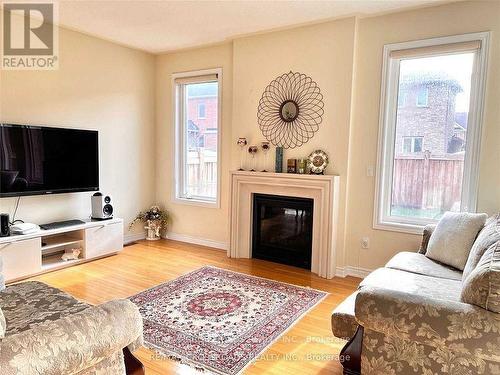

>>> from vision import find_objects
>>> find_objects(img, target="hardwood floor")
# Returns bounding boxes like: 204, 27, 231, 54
31, 239, 360, 375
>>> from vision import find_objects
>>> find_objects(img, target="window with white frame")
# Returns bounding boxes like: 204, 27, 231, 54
198, 103, 206, 119
416, 87, 429, 107
173, 69, 221, 206
402, 136, 423, 154
375, 33, 489, 233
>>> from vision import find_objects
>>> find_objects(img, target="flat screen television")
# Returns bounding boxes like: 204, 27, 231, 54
0, 124, 99, 197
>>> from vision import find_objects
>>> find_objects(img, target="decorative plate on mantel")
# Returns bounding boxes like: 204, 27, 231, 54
307, 149, 329, 174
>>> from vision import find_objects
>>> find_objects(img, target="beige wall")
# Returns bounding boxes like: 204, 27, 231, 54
156, 1, 500, 273
231, 18, 356, 267
345, 0, 500, 270
155, 19, 356, 257
0, 22, 156, 238
155, 43, 233, 245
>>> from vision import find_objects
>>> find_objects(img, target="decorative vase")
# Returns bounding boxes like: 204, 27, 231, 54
145, 220, 161, 241
275, 147, 283, 173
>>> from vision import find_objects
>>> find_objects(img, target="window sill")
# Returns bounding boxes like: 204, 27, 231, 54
173, 196, 220, 209
373, 220, 428, 235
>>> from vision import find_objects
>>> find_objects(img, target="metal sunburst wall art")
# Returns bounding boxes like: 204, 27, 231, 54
257, 71, 324, 149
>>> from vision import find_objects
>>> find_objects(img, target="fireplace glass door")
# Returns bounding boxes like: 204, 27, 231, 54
252, 194, 313, 269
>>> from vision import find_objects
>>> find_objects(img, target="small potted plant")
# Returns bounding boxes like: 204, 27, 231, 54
130, 205, 168, 241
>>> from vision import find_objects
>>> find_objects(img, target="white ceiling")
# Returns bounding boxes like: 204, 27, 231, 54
52, 0, 448, 53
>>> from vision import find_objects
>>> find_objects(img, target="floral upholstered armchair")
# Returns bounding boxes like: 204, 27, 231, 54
332, 213, 500, 375
0, 259, 144, 375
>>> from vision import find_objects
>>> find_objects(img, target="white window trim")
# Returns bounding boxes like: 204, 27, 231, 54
374, 32, 490, 234
172, 68, 222, 209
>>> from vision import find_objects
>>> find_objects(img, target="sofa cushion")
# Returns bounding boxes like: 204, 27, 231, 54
386, 251, 462, 281
425, 212, 487, 270
359, 267, 462, 302
331, 291, 358, 340
78, 351, 126, 375
463, 214, 500, 281
461, 241, 500, 313
0, 281, 89, 336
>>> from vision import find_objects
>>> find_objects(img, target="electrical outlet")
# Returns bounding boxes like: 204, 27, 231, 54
366, 166, 374, 177
361, 237, 370, 249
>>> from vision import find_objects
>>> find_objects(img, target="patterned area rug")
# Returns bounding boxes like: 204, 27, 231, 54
129, 266, 327, 374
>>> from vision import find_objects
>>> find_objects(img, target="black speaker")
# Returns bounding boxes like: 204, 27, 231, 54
0, 214, 9, 237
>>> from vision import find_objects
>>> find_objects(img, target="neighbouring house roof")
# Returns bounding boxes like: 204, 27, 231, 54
188, 120, 199, 132
455, 112, 468, 129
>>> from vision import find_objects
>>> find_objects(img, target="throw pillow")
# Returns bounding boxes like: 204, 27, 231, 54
463, 214, 500, 281
461, 241, 500, 312
418, 224, 436, 255
425, 212, 487, 270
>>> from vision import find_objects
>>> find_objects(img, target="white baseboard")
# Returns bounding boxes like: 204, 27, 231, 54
165, 232, 229, 251
124, 232, 146, 244
335, 267, 347, 277
336, 266, 372, 279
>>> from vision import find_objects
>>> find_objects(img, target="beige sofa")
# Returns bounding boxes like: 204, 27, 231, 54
0, 260, 144, 374
332, 214, 500, 375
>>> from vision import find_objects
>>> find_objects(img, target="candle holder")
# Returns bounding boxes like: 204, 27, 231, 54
237, 137, 248, 170
297, 159, 306, 174
261, 141, 270, 172
248, 146, 258, 171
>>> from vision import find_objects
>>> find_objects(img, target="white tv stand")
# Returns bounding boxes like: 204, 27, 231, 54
0, 218, 123, 283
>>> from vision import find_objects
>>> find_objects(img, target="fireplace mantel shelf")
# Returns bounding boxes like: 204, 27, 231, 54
230, 170, 338, 181
229, 170, 340, 279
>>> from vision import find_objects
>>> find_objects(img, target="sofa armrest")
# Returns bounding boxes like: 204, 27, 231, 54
418, 224, 436, 254
355, 286, 500, 355
0, 299, 143, 375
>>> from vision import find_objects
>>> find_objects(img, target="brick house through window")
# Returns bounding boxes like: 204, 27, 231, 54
187, 84, 218, 152
395, 73, 466, 158
375, 35, 487, 231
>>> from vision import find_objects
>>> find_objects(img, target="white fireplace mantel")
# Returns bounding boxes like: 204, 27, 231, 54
229, 171, 340, 279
